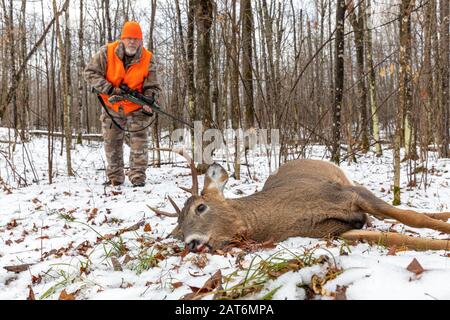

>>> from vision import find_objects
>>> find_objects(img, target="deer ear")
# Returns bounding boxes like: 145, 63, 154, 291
201, 163, 229, 197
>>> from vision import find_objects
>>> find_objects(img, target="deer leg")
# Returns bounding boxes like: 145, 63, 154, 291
315, 216, 366, 237
352, 186, 450, 234
425, 212, 450, 222
340, 230, 450, 251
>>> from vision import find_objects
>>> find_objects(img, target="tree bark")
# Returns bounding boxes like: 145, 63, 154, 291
439, 0, 449, 157
241, 0, 255, 130
394, 0, 415, 205
365, 0, 382, 156
331, 0, 346, 164
349, 0, 369, 152
52, 0, 73, 177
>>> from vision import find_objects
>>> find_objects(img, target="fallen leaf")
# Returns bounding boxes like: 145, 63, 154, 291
111, 257, 123, 271
27, 286, 35, 300
172, 282, 183, 289
334, 285, 348, 300
87, 208, 98, 223
118, 220, 145, 234
6, 219, 18, 230
59, 289, 75, 300
182, 270, 223, 300
144, 223, 152, 232
4, 264, 33, 273
407, 258, 425, 275
122, 254, 134, 265
5, 276, 17, 285
192, 254, 209, 269
387, 246, 397, 256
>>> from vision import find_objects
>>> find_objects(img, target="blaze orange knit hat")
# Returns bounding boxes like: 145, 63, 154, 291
121, 21, 143, 40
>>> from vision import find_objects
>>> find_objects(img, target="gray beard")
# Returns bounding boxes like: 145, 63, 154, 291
125, 47, 138, 56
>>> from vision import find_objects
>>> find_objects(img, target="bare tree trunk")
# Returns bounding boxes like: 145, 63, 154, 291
230, 0, 241, 179
46, 5, 56, 184
76, 0, 85, 145
187, 0, 196, 124
148, 0, 160, 167
421, 0, 434, 157
394, 0, 415, 205
241, 0, 254, 130
5, 0, 18, 144
365, 0, 382, 156
349, 0, 369, 152
19, 0, 30, 140
0, 3, 8, 116
196, 0, 213, 128
439, 0, 449, 157
402, 0, 416, 160
331, 0, 346, 164
104, 0, 112, 42
52, 0, 72, 177
196, 0, 213, 171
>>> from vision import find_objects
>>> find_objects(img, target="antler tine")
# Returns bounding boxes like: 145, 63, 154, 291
167, 195, 181, 215
152, 147, 199, 196
146, 205, 179, 218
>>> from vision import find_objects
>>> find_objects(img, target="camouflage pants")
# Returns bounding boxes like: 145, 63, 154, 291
100, 108, 151, 184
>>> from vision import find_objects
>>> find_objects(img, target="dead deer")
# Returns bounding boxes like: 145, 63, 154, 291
149, 148, 450, 252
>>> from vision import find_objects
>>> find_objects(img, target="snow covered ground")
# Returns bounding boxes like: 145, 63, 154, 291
1, 128, 450, 300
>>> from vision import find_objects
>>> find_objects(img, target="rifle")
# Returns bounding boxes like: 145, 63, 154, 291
91, 85, 194, 130
118, 84, 193, 129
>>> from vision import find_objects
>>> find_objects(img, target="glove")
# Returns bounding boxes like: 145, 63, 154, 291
111, 87, 124, 95
108, 94, 125, 104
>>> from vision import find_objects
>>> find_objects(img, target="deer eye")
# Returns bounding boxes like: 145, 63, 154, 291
196, 204, 207, 214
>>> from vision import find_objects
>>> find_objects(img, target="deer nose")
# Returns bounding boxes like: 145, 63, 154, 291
188, 239, 200, 252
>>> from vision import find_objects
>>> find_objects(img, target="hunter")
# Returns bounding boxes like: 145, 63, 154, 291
84, 21, 161, 187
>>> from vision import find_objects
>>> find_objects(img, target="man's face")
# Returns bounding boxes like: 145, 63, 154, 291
122, 37, 142, 56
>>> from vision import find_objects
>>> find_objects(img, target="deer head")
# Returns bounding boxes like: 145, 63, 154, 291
149, 149, 247, 252
180, 163, 251, 252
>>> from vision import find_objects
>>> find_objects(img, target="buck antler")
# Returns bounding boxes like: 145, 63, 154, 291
147, 204, 179, 217
152, 147, 199, 196
147, 195, 181, 218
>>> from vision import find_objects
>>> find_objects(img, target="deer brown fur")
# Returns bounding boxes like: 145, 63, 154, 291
150, 149, 450, 252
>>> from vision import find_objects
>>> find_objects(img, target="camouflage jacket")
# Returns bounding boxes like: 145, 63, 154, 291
84, 41, 161, 98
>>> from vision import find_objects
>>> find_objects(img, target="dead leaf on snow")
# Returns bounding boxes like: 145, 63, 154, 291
407, 258, 425, 275
6, 219, 18, 230
27, 286, 36, 300
387, 246, 397, 256
192, 254, 209, 269
171, 282, 183, 289
31, 274, 42, 285
4, 263, 33, 273
117, 220, 145, 234
181, 270, 223, 300
334, 285, 348, 300
58, 289, 75, 300
111, 257, 123, 271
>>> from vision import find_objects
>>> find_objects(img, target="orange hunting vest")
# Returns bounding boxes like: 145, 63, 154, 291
99, 41, 152, 115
